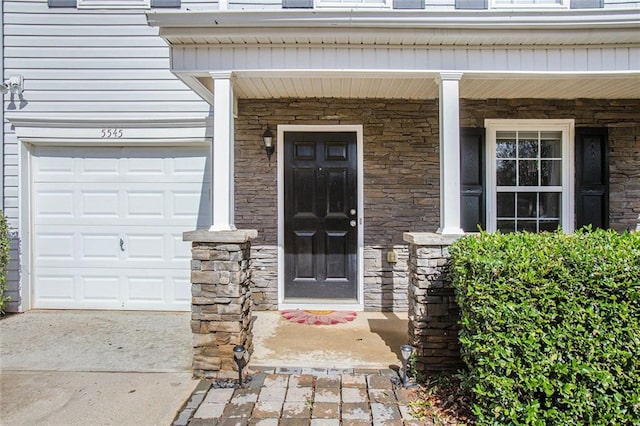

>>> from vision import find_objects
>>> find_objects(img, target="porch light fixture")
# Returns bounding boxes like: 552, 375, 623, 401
262, 125, 275, 162
0, 75, 24, 96
400, 344, 414, 387
233, 344, 246, 386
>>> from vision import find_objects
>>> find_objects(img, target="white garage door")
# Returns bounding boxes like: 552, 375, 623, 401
32, 146, 211, 311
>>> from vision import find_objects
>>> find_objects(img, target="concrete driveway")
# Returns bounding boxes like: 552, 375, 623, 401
0, 310, 197, 426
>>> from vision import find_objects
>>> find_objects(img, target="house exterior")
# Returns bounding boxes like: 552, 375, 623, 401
2, 0, 639, 315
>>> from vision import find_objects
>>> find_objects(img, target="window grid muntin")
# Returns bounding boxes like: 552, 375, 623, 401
485, 119, 575, 232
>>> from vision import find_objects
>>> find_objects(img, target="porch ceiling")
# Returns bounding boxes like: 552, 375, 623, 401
191, 72, 640, 100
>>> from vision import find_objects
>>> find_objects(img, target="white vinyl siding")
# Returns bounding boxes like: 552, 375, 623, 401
316, 0, 391, 8
78, 0, 151, 9
491, 0, 568, 8
2, 0, 212, 311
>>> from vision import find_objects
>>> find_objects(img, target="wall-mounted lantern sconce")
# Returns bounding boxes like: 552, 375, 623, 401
0, 75, 24, 96
262, 125, 275, 162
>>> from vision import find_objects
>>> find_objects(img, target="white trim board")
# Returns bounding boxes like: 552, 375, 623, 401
277, 125, 365, 312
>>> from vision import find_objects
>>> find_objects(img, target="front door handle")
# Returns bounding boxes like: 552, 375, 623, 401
120, 238, 125, 252
349, 220, 357, 228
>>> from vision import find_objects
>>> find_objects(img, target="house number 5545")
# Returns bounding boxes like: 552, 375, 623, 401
101, 128, 123, 138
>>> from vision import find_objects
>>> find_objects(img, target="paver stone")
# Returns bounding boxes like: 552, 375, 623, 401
310, 402, 340, 419
193, 402, 226, 419
371, 403, 402, 421
341, 402, 372, 421
282, 401, 312, 418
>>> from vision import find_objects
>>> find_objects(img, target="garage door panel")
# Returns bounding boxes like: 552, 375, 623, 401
34, 155, 75, 178
82, 234, 121, 260
81, 191, 120, 218
34, 275, 75, 302
125, 234, 166, 261
34, 227, 192, 269
82, 276, 121, 302
33, 146, 210, 311
34, 233, 75, 261
127, 276, 165, 302
35, 190, 75, 219
34, 185, 210, 227
173, 235, 192, 261
174, 154, 209, 177
126, 191, 165, 219
173, 277, 191, 303
82, 156, 119, 177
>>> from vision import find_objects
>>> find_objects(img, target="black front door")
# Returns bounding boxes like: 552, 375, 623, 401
284, 131, 358, 300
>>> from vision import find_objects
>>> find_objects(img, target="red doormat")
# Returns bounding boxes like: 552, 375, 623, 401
281, 309, 357, 325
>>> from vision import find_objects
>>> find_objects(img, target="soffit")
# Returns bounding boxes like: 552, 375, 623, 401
193, 74, 640, 99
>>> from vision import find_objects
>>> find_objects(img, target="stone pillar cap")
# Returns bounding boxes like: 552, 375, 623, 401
183, 229, 258, 243
403, 232, 466, 246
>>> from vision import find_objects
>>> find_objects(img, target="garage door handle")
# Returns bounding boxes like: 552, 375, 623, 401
120, 238, 125, 252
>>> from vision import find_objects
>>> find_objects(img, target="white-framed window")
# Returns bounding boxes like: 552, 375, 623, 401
490, 0, 568, 8
78, 0, 150, 8
485, 119, 575, 233
315, 0, 391, 8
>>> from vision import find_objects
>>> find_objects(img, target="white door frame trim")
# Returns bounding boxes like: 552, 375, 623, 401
277, 124, 365, 312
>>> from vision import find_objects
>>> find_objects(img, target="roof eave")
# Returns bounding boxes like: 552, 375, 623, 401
146, 9, 640, 31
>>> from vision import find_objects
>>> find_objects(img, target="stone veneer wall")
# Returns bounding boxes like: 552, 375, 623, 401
404, 233, 464, 372
234, 98, 640, 311
364, 245, 409, 311
251, 245, 278, 311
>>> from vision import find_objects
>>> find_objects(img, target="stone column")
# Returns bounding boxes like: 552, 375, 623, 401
183, 229, 257, 379
403, 232, 464, 372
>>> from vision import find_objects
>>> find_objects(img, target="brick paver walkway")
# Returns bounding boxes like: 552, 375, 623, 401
173, 367, 423, 425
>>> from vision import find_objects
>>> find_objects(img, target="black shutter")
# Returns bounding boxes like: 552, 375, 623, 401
455, 0, 487, 9
575, 128, 609, 230
151, 0, 181, 7
282, 0, 313, 8
48, 0, 76, 7
460, 128, 485, 232
571, 0, 603, 8
393, 0, 425, 8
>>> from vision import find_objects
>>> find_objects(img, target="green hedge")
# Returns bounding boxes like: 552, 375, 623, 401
450, 229, 640, 425
0, 212, 10, 313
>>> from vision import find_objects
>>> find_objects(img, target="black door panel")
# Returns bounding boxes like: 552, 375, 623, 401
284, 132, 358, 299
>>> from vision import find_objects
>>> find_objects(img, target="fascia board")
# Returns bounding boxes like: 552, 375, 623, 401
147, 9, 640, 30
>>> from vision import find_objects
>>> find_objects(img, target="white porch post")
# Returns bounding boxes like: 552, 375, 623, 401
436, 72, 464, 235
210, 71, 236, 231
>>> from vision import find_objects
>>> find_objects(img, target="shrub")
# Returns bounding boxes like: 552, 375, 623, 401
450, 229, 640, 425
0, 212, 10, 313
